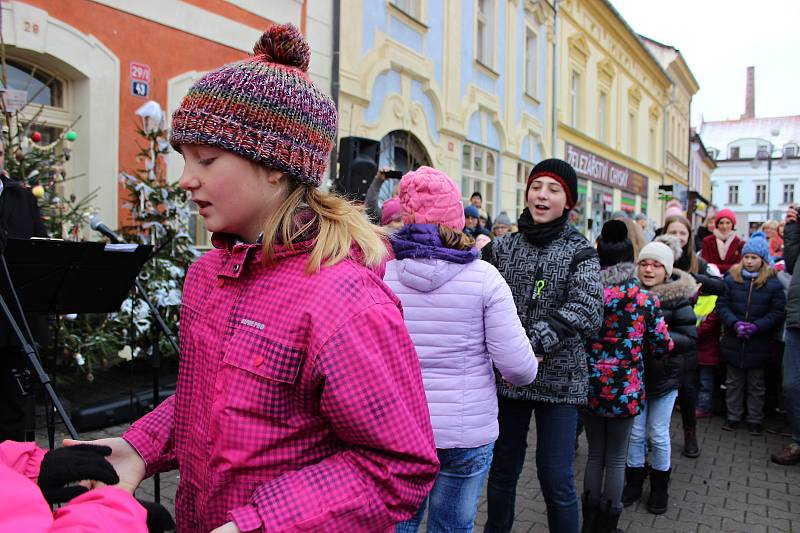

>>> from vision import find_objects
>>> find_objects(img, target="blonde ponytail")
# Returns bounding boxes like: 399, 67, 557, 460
261, 185, 388, 274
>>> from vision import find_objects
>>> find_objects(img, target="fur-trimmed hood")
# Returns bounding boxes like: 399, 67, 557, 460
646, 268, 699, 305
600, 262, 636, 286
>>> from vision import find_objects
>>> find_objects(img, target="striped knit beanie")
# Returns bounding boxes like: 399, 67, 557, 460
169, 23, 337, 187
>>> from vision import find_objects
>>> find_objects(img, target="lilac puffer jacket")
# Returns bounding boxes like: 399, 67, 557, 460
384, 250, 537, 449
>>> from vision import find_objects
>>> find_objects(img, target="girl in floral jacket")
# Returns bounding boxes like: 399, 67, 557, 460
582, 221, 671, 533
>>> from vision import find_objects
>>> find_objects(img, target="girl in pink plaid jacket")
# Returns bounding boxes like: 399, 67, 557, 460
66, 24, 439, 533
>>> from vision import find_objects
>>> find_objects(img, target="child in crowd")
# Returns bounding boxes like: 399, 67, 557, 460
624, 237, 697, 515
583, 221, 671, 533
385, 166, 537, 533
67, 24, 439, 533
717, 232, 786, 435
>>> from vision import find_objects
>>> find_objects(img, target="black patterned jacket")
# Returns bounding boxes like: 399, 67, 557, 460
482, 225, 603, 404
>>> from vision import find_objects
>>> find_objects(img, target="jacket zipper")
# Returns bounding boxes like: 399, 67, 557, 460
740, 279, 755, 367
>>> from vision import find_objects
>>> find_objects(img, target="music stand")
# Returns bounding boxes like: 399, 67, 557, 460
0, 238, 152, 448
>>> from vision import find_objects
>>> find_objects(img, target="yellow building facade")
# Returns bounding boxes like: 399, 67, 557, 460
555, 0, 672, 239
338, 0, 555, 222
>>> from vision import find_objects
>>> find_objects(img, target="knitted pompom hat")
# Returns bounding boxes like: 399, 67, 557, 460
597, 220, 634, 268
399, 166, 465, 231
654, 234, 684, 264
169, 23, 337, 187
742, 231, 770, 263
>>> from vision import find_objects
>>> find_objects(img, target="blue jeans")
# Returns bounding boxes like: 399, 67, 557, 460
627, 389, 678, 472
484, 397, 579, 533
397, 443, 494, 533
783, 328, 800, 445
697, 366, 716, 413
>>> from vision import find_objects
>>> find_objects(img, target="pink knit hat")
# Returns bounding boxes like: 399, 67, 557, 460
664, 205, 684, 219
380, 197, 403, 225
399, 166, 465, 231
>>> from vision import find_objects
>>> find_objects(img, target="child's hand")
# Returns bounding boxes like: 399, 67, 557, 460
63, 437, 145, 495
786, 205, 798, 223
37, 444, 119, 504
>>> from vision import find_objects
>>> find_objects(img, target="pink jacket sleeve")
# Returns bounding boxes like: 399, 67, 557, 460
227, 301, 440, 532
0, 439, 45, 481
0, 442, 147, 532
122, 394, 178, 477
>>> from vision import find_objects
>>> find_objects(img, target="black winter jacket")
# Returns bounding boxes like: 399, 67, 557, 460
643, 269, 698, 398
717, 271, 786, 368
785, 221, 800, 330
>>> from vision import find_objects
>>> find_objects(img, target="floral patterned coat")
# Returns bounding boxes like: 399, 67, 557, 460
586, 263, 672, 418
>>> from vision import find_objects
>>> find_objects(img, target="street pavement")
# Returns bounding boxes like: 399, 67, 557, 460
37, 410, 800, 532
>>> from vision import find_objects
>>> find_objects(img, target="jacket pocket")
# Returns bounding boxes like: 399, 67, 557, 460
219, 327, 305, 420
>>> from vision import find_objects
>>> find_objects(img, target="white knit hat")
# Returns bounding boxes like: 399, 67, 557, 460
638, 241, 675, 276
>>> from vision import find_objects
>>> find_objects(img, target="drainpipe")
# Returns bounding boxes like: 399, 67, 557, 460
550, 0, 561, 158
329, 0, 341, 189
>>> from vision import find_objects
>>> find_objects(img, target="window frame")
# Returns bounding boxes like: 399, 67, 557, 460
597, 90, 608, 143
524, 25, 539, 99
569, 70, 581, 129
728, 184, 739, 205
390, 0, 422, 19
783, 182, 795, 205
462, 141, 498, 217
755, 183, 767, 205
476, 0, 495, 68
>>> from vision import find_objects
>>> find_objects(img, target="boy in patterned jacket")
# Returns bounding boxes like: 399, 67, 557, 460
482, 158, 603, 533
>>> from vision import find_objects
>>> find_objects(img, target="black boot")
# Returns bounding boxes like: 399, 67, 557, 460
596, 499, 623, 533
621, 465, 648, 507
581, 491, 600, 533
647, 467, 671, 515
682, 428, 700, 458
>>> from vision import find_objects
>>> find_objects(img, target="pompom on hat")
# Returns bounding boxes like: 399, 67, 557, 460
399, 166, 465, 231
169, 23, 337, 187
380, 197, 403, 226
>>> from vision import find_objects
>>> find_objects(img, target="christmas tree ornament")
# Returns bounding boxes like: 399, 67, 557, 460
74, 353, 85, 366
65, 130, 77, 142
31, 184, 44, 198
14, 149, 23, 162
30, 131, 42, 142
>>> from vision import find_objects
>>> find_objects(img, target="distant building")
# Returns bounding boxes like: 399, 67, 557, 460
688, 129, 716, 227
699, 68, 799, 237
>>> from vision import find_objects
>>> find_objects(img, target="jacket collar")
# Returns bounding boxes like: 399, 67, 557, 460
601, 262, 636, 285
647, 268, 698, 304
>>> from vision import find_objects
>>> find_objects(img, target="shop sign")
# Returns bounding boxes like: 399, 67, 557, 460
565, 143, 648, 197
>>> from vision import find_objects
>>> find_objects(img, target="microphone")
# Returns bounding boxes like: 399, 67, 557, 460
89, 214, 122, 243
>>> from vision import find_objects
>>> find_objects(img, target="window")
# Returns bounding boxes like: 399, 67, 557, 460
785, 144, 798, 158
784, 183, 795, 205
516, 161, 533, 219
570, 71, 580, 128
462, 144, 472, 170
5, 59, 64, 108
462, 142, 497, 215
598, 91, 607, 143
728, 185, 739, 205
729, 146, 740, 159
757, 144, 769, 158
525, 28, 538, 97
628, 112, 638, 157
188, 204, 211, 248
755, 184, 767, 204
390, 0, 421, 18
476, 0, 494, 67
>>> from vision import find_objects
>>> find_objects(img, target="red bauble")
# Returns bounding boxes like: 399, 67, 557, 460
30, 131, 42, 142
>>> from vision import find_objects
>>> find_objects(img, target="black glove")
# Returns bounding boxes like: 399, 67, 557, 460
37, 444, 119, 504
136, 499, 176, 533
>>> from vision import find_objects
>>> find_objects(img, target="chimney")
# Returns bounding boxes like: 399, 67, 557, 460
742, 66, 755, 119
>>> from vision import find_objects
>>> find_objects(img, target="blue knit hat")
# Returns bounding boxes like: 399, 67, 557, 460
464, 205, 480, 219
742, 231, 770, 263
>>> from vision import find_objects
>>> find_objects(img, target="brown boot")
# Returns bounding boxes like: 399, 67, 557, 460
771, 442, 800, 465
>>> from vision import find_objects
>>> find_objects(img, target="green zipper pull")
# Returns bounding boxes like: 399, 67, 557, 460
536, 279, 545, 298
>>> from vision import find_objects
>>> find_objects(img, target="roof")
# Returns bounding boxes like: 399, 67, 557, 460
698, 115, 800, 151
638, 35, 700, 94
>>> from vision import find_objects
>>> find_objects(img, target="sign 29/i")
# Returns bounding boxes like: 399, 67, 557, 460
130, 62, 151, 98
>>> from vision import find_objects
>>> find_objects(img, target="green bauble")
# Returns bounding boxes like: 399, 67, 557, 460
65, 131, 78, 142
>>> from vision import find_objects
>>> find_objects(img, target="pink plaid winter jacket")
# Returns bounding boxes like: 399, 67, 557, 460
123, 235, 438, 532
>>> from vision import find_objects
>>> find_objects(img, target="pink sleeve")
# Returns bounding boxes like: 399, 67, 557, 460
0, 440, 45, 481
122, 395, 178, 477
49, 486, 147, 532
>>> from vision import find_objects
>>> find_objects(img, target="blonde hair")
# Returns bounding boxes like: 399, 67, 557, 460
261, 185, 388, 274
729, 258, 773, 288
761, 220, 779, 231
438, 225, 475, 251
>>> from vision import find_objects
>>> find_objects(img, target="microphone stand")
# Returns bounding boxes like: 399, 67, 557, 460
0, 237, 79, 447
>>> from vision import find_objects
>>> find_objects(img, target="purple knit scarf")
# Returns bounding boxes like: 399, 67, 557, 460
391, 224, 478, 264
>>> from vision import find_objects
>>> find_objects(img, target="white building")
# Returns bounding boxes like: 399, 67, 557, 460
700, 115, 800, 237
